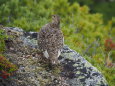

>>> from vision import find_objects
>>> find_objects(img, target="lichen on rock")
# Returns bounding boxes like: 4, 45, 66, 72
0, 27, 108, 86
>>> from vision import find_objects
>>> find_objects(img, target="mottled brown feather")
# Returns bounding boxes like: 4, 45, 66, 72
38, 15, 64, 64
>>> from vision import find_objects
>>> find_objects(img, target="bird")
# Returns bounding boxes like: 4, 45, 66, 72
38, 15, 64, 64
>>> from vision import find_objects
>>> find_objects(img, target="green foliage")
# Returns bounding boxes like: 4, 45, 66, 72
69, 0, 115, 22
0, 28, 8, 52
0, 0, 114, 85
92, 2, 115, 21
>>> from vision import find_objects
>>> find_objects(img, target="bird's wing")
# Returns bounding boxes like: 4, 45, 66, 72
45, 29, 64, 50
56, 29, 64, 49
38, 25, 49, 51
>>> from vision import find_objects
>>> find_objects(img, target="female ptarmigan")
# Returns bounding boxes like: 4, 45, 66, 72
38, 15, 64, 64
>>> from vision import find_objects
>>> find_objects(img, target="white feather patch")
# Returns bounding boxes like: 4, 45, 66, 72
57, 50, 61, 57
43, 50, 49, 59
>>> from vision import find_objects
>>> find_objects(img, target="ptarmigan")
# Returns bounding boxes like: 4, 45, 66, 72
38, 15, 64, 64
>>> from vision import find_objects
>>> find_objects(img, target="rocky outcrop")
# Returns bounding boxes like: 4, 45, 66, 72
0, 27, 108, 86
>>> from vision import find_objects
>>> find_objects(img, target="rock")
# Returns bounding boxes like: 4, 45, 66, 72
0, 27, 108, 86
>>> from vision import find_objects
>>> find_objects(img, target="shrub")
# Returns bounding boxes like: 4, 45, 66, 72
0, 55, 17, 79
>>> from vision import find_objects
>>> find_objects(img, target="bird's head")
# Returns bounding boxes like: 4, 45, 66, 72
52, 15, 60, 25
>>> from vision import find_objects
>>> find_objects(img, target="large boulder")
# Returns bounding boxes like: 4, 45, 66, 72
0, 27, 108, 86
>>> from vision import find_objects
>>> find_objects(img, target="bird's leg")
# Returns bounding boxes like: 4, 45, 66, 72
47, 59, 59, 70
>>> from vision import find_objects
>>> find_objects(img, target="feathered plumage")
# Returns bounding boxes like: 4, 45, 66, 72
38, 15, 64, 64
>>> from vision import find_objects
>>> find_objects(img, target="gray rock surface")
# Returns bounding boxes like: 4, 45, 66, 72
0, 27, 108, 86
